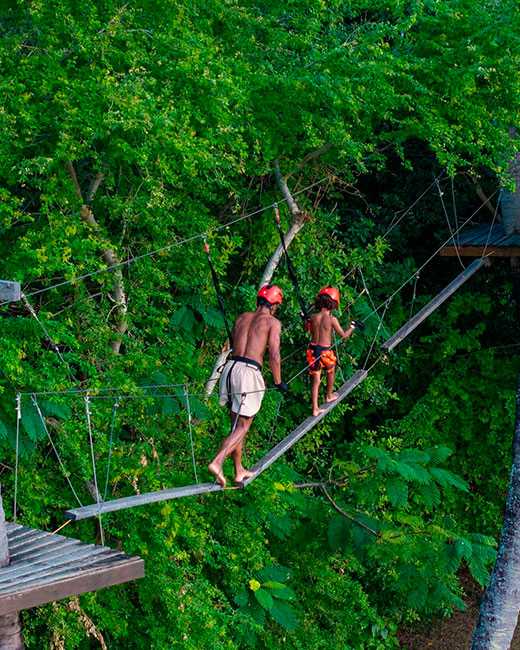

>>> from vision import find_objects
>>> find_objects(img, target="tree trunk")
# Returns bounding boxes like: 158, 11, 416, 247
67, 163, 128, 354
0, 491, 23, 650
471, 374, 520, 649
204, 161, 307, 396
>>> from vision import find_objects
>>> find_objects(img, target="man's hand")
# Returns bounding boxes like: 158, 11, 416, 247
351, 320, 366, 332
275, 382, 289, 393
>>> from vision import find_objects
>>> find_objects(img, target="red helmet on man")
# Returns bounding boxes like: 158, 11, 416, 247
257, 284, 284, 306
318, 286, 340, 307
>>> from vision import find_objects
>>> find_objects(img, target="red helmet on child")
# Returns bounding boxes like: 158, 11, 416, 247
257, 284, 284, 306
318, 286, 340, 306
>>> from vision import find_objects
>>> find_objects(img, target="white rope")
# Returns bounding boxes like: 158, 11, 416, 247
363, 298, 391, 369
85, 395, 104, 544
409, 272, 420, 319
5, 171, 344, 308
481, 192, 501, 259
362, 189, 499, 323
184, 386, 198, 483
435, 177, 465, 270
31, 394, 83, 507
13, 394, 21, 522
103, 399, 119, 501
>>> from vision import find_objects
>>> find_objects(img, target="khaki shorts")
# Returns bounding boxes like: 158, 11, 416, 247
219, 358, 266, 417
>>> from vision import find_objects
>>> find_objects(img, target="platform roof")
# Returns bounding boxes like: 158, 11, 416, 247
440, 223, 520, 257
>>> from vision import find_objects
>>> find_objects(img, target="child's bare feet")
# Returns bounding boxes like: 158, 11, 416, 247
208, 462, 226, 488
325, 392, 338, 404
312, 407, 325, 417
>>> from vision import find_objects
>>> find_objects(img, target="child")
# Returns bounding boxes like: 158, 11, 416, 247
306, 286, 360, 416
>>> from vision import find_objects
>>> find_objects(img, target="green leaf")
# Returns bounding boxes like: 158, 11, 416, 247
270, 600, 299, 631
263, 583, 296, 601
254, 588, 273, 610
386, 477, 408, 507
430, 467, 469, 492
425, 446, 453, 464
21, 403, 46, 441
39, 399, 71, 420
170, 306, 197, 333
0, 419, 10, 439
398, 449, 430, 464
257, 565, 291, 583
328, 515, 350, 550
416, 482, 441, 510
234, 587, 249, 608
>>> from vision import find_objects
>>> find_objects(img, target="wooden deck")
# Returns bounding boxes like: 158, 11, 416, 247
0, 523, 144, 614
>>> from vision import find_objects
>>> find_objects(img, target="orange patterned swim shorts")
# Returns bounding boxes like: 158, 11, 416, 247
306, 344, 337, 374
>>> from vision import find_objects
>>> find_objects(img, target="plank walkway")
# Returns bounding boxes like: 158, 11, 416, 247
65, 261, 484, 521
0, 523, 144, 614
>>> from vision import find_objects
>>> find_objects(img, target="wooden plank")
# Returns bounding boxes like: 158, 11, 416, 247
10, 536, 81, 563
0, 545, 102, 585
382, 258, 485, 352
8, 529, 50, 551
0, 550, 119, 590
0, 541, 91, 582
0, 281, 21, 303
439, 246, 520, 258
0, 557, 144, 615
65, 481, 224, 521
244, 370, 369, 483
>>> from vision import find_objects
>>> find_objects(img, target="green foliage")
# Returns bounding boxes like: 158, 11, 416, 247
0, 0, 518, 647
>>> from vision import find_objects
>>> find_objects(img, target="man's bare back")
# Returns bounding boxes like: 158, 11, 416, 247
210, 285, 285, 488
232, 310, 281, 381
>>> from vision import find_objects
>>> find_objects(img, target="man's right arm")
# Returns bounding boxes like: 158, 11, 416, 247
268, 319, 282, 385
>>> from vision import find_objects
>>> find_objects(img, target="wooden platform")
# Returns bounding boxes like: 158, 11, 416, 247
0, 523, 144, 614
440, 223, 519, 257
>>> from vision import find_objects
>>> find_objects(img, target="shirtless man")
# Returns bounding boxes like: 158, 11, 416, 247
306, 286, 361, 416
208, 284, 288, 488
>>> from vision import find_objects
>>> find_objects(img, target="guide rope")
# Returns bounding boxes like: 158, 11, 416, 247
13, 394, 21, 522
85, 395, 104, 544
184, 386, 199, 483
103, 399, 120, 501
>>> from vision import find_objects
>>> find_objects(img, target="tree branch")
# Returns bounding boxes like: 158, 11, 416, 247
321, 486, 379, 537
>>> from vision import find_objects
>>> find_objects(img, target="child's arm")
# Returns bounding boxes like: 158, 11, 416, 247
332, 316, 355, 340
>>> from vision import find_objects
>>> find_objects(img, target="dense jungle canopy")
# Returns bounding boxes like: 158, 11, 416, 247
1, 0, 520, 648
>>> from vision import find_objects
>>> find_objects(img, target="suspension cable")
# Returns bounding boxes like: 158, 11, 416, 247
31, 394, 83, 507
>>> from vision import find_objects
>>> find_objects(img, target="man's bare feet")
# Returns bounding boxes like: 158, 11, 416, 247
208, 462, 226, 488
312, 407, 325, 417
235, 468, 254, 484
325, 392, 339, 403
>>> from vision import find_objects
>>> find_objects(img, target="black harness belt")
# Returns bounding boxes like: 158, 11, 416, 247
230, 355, 262, 371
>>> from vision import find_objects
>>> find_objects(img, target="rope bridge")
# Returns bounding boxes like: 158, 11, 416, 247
63, 258, 485, 521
